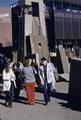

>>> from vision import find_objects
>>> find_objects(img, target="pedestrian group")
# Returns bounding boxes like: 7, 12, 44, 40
2, 56, 56, 107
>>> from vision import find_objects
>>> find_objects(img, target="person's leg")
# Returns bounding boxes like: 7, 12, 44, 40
14, 87, 20, 101
25, 83, 32, 104
30, 82, 35, 104
20, 78, 24, 90
14, 80, 21, 100
5, 91, 9, 106
43, 85, 48, 105
47, 83, 52, 102
8, 81, 14, 107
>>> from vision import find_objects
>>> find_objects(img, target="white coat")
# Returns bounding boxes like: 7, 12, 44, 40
48, 62, 56, 89
39, 63, 55, 86
2, 69, 16, 91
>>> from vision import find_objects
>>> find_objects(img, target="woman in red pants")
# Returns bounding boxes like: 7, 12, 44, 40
22, 59, 36, 105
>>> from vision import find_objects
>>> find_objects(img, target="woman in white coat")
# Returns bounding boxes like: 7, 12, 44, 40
3, 63, 16, 107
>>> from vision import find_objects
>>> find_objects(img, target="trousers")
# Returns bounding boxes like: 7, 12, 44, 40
5, 81, 14, 105
43, 83, 52, 105
25, 82, 35, 105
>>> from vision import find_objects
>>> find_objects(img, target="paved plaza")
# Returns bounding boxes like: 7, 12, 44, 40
0, 81, 81, 120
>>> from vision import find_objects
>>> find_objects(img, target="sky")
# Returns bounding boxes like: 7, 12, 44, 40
0, 0, 18, 7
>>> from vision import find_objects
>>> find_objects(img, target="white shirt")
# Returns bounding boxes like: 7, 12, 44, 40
39, 63, 54, 85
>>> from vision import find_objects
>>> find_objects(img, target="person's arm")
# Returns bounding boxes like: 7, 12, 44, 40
33, 67, 37, 75
2, 70, 6, 80
13, 80, 16, 88
51, 64, 57, 74
38, 67, 44, 85
10, 70, 16, 88
21, 68, 25, 87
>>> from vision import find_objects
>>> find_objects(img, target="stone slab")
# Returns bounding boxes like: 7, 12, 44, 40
57, 47, 70, 74
60, 73, 69, 81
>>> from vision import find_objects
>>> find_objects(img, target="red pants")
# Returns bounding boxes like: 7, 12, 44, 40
25, 82, 35, 105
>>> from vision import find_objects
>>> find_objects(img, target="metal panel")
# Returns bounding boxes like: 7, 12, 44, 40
64, 18, 72, 39
72, 18, 79, 39
54, 0, 81, 5
54, 17, 63, 39
79, 19, 81, 39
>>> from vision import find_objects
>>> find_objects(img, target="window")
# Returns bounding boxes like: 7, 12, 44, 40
24, 5, 32, 15
32, 2, 39, 17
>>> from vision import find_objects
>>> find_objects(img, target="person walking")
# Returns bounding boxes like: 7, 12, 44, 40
47, 57, 56, 92
22, 59, 36, 105
3, 62, 16, 107
14, 61, 24, 101
39, 57, 53, 105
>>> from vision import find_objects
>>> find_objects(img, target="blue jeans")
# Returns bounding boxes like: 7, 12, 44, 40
43, 83, 52, 105
5, 81, 14, 105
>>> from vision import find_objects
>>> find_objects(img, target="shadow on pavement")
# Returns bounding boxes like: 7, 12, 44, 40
56, 78, 69, 83
0, 92, 44, 106
36, 87, 81, 112
58, 96, 81, 112
0, 94, 5, 100
1, 87, 81, 110
52, 91, 81, 112
51, 91, 68, 101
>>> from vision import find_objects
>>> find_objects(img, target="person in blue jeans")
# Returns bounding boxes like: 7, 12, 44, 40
39, 57, 53, 105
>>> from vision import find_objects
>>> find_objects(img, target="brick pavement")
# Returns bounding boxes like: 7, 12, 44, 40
0, 82, 81, 120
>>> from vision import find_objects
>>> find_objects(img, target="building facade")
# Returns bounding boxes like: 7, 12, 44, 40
12, 0, 49, 61
45, 0, 81, 51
